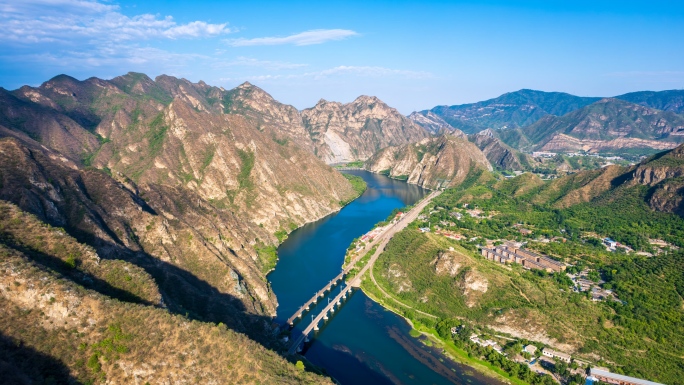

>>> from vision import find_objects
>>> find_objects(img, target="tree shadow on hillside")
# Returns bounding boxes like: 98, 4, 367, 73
0, 233, 151, 305
0, 332, 82, 385
65, 229, 280, 347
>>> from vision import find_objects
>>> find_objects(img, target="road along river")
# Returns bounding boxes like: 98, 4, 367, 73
269, 171, 503, 385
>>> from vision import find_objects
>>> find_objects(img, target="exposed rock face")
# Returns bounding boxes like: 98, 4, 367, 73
301, 96, 430, 163
0, 72, 361, 326
0, 136, 276, 331
633, 145, 684, 185
365, 135, 492, 189
408, 111, 463, 136
0, 202, 331, 384
216, 83, 429, 164
416, 89, 600, 134
469, 129, 529, 170
432, 251, 462, 276
512, 98, 684, 153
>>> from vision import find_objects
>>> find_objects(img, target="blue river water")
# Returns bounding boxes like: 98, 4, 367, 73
269, 171, 500, 385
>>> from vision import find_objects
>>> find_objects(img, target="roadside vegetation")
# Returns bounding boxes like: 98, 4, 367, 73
360, 170, 684, 385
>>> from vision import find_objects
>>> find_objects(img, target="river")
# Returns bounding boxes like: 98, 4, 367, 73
269, 171, 501, 385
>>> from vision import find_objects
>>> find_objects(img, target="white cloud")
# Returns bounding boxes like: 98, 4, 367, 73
213, 57, 308, 70
0, 0, 234, 44
226, 29, 358, 47
220, 65, 432, 83
309, 66, 432, 79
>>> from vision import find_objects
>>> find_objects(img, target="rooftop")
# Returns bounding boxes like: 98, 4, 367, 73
590, 368, 664, 385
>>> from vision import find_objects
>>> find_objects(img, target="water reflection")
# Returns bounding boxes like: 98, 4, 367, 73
269, 171, 501, 385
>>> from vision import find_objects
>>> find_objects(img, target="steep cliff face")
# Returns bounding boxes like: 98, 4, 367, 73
469, 129, 530, 171
408, 111, 461, 135
0, 136, 281, 332
0, 201, 331, 385
302, 96, 430, 163
633, 145, 684, 185
0, 73, 361, 325
365, 135, 492, 189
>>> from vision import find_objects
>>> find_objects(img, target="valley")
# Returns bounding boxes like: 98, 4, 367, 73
1, 72, 683, 385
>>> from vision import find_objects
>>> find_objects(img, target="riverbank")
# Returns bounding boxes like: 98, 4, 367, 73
360, 280, 524, 385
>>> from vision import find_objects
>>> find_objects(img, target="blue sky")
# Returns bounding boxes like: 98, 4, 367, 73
1, 0, 683, 113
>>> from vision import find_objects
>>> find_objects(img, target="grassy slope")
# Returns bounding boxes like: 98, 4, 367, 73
364, 171, 684, 385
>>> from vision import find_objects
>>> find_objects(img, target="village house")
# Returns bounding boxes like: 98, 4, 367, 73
523, 345, 538, 355
542, 347, 571, 363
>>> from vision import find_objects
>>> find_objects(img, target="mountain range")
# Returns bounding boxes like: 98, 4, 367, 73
1, 71, 684, 383
410, 89, 684, 155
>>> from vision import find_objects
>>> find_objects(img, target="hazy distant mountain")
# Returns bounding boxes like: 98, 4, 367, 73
412, 89, 600, 134
503, 98, 684, 153
615, 89, 684, 114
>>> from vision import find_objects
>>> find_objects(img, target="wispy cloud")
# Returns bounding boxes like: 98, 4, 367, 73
0, 0, 234, 44
226, 29, 358, 47
213, 57, 308, 70
220, 65, 433, 82
310, 66, 432, 79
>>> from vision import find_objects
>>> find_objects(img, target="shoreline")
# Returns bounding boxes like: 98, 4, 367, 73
360, 273, 529, 385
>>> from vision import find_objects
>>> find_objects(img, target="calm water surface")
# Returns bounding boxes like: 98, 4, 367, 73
269, 171, 501, 385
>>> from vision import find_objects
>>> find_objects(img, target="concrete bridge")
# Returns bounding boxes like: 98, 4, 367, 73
285, 189, 442, 355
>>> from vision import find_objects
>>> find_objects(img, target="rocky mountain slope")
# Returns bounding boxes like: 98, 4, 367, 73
0, 72, 374, 381
412, 89, 600, 134
410, 89, 684, 137
506, 98, 684, 153
469, 129, 531, 171
365, 135, 492, 189
222, 84, 429, 164
300, 96, 429, 163
0, 200, 331, 384
407, 111, 460, 135
617, 89, 684, 114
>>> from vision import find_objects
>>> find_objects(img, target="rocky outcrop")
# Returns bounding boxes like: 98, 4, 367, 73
302, 96, 430, 163
415, 89, 600, 134
469, 129, 529, 170
0, 73, 362, 326
515, 98, 684, 153
633, 145, 684, 185
365, 135, 492, 189
408, 111, 461, 135
0, 202, 332, 384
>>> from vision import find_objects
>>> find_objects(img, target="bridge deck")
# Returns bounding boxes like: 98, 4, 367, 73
285, 190, 442, 355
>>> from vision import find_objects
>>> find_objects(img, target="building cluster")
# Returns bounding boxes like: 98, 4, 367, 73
469, 334, 503, 354
567, 270, 619, 302
480, 241, 566, 273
